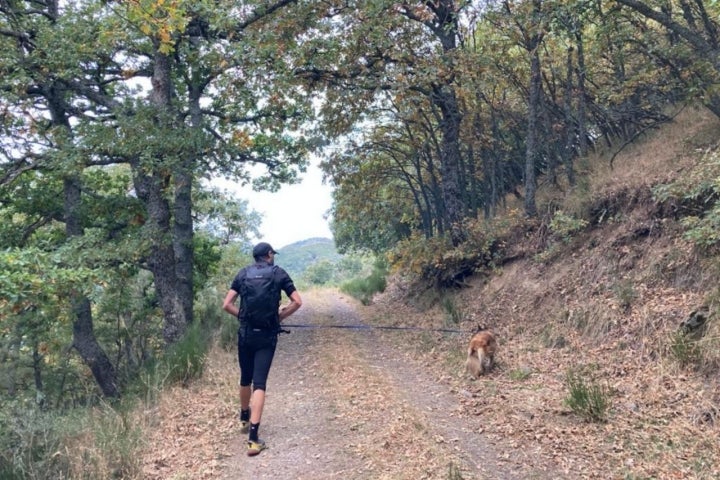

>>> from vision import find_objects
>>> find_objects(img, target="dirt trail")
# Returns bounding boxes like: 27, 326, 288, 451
216, 290, 563, 480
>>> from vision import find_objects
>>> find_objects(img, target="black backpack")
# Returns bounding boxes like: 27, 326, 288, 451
239, 263, 281, 329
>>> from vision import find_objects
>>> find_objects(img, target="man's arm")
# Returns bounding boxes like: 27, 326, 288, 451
223, 289, 240, 317
279, 290, 302, 321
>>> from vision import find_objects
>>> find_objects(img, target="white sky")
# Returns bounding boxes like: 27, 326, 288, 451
214, 159, 335, 249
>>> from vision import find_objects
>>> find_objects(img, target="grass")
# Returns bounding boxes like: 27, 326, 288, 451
0, 302, 215, 480
441, 295, 466, 325
508, 367, 533, 381
668, 330, 704, 368
564, 367, 611, 423
447, 462, 465, 480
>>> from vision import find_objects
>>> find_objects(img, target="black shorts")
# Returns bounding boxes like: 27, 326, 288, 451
237, 326, 278, 391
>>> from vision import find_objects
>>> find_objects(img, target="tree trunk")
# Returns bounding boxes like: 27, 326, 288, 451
427, 0, 467, 245
48, 79, 120, 398
32, 344, 45, 408
525, 46, 541, 218
172, 84, 202, 328
137, 46, 189, 344
71, 294, 121, 398
132, 169, 187, 344
65, 177, 120, 398
574, 30, 589, 157
433, 84, 467, 244
563, 47, 577, 187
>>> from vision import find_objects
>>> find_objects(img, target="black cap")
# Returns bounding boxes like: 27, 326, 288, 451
252, 242, 278, 258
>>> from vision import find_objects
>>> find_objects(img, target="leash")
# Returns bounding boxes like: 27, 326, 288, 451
279, 324, 469, 334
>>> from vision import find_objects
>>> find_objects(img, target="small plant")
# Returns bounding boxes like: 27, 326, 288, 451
508, 367, 532, 381
440, 296, 466, 325
668, 331, 703, 368
447, 462, 465, 480
549, 210, 589, 243
564, 367, 610, 422
612, 279, 637, 311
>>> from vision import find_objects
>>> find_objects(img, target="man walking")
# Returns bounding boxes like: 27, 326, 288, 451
222, 242, 302, 456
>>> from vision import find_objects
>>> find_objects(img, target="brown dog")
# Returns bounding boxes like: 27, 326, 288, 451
465, 327, 497, 377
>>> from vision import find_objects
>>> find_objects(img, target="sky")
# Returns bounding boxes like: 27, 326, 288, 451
215, 159, 335, 249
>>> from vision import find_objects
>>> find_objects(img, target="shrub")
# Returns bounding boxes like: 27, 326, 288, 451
447, 462, 465, 480
340, 257, 387, 305
668, 330, 703, 368
652, 149, 720, 250
508, 367, 533, 381
0, 401, 143, 480
564, 367, 610, 422
611, 279, 637, 311
549, 210, 589, 243
388, 219, 503, 289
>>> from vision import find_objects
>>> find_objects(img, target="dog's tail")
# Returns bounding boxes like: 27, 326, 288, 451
475, 347, 486, 366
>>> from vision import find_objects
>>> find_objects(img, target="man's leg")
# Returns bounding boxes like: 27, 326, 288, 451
250, 389, 265, 424
240, 385, 252, 411
238, 330, 254, 433
239, 385, 252, 432
247, 338, 276, 455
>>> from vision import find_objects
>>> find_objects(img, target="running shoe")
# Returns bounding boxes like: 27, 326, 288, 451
247, 439, 267, 457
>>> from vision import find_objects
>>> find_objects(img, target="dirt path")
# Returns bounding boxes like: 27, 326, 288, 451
214, 290, 563, 480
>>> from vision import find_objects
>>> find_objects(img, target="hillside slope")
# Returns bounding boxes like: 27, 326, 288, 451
275, 237, 339, 279
364, 106, 720, 479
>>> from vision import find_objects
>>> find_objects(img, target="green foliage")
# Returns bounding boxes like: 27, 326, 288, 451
340, 257, 388, 305
564, 367, 610, 423
388, 217, 507, 289
194, 188, 261, 246
611, 279, 637, 311
652, 149, 720, 249
508, 367, 533, 381
447, 462, 465, 480
275, 238, 341, 280
163, 321, 209, 387
192, 231, 224, 293
668, 331, 704, 368
549, 210, 589, 244
193, 269, 238, 351
304, 259, 336, 285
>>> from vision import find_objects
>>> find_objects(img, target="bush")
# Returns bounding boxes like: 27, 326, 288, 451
549, 210, 589, 243
668, 330, 703, 368
564, 367, 610, 422
652, 149, 720, 250
388, 224, 500, 289
340, 257, 387, 305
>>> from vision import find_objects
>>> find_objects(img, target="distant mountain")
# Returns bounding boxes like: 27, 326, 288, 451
274, 237, 340, 279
